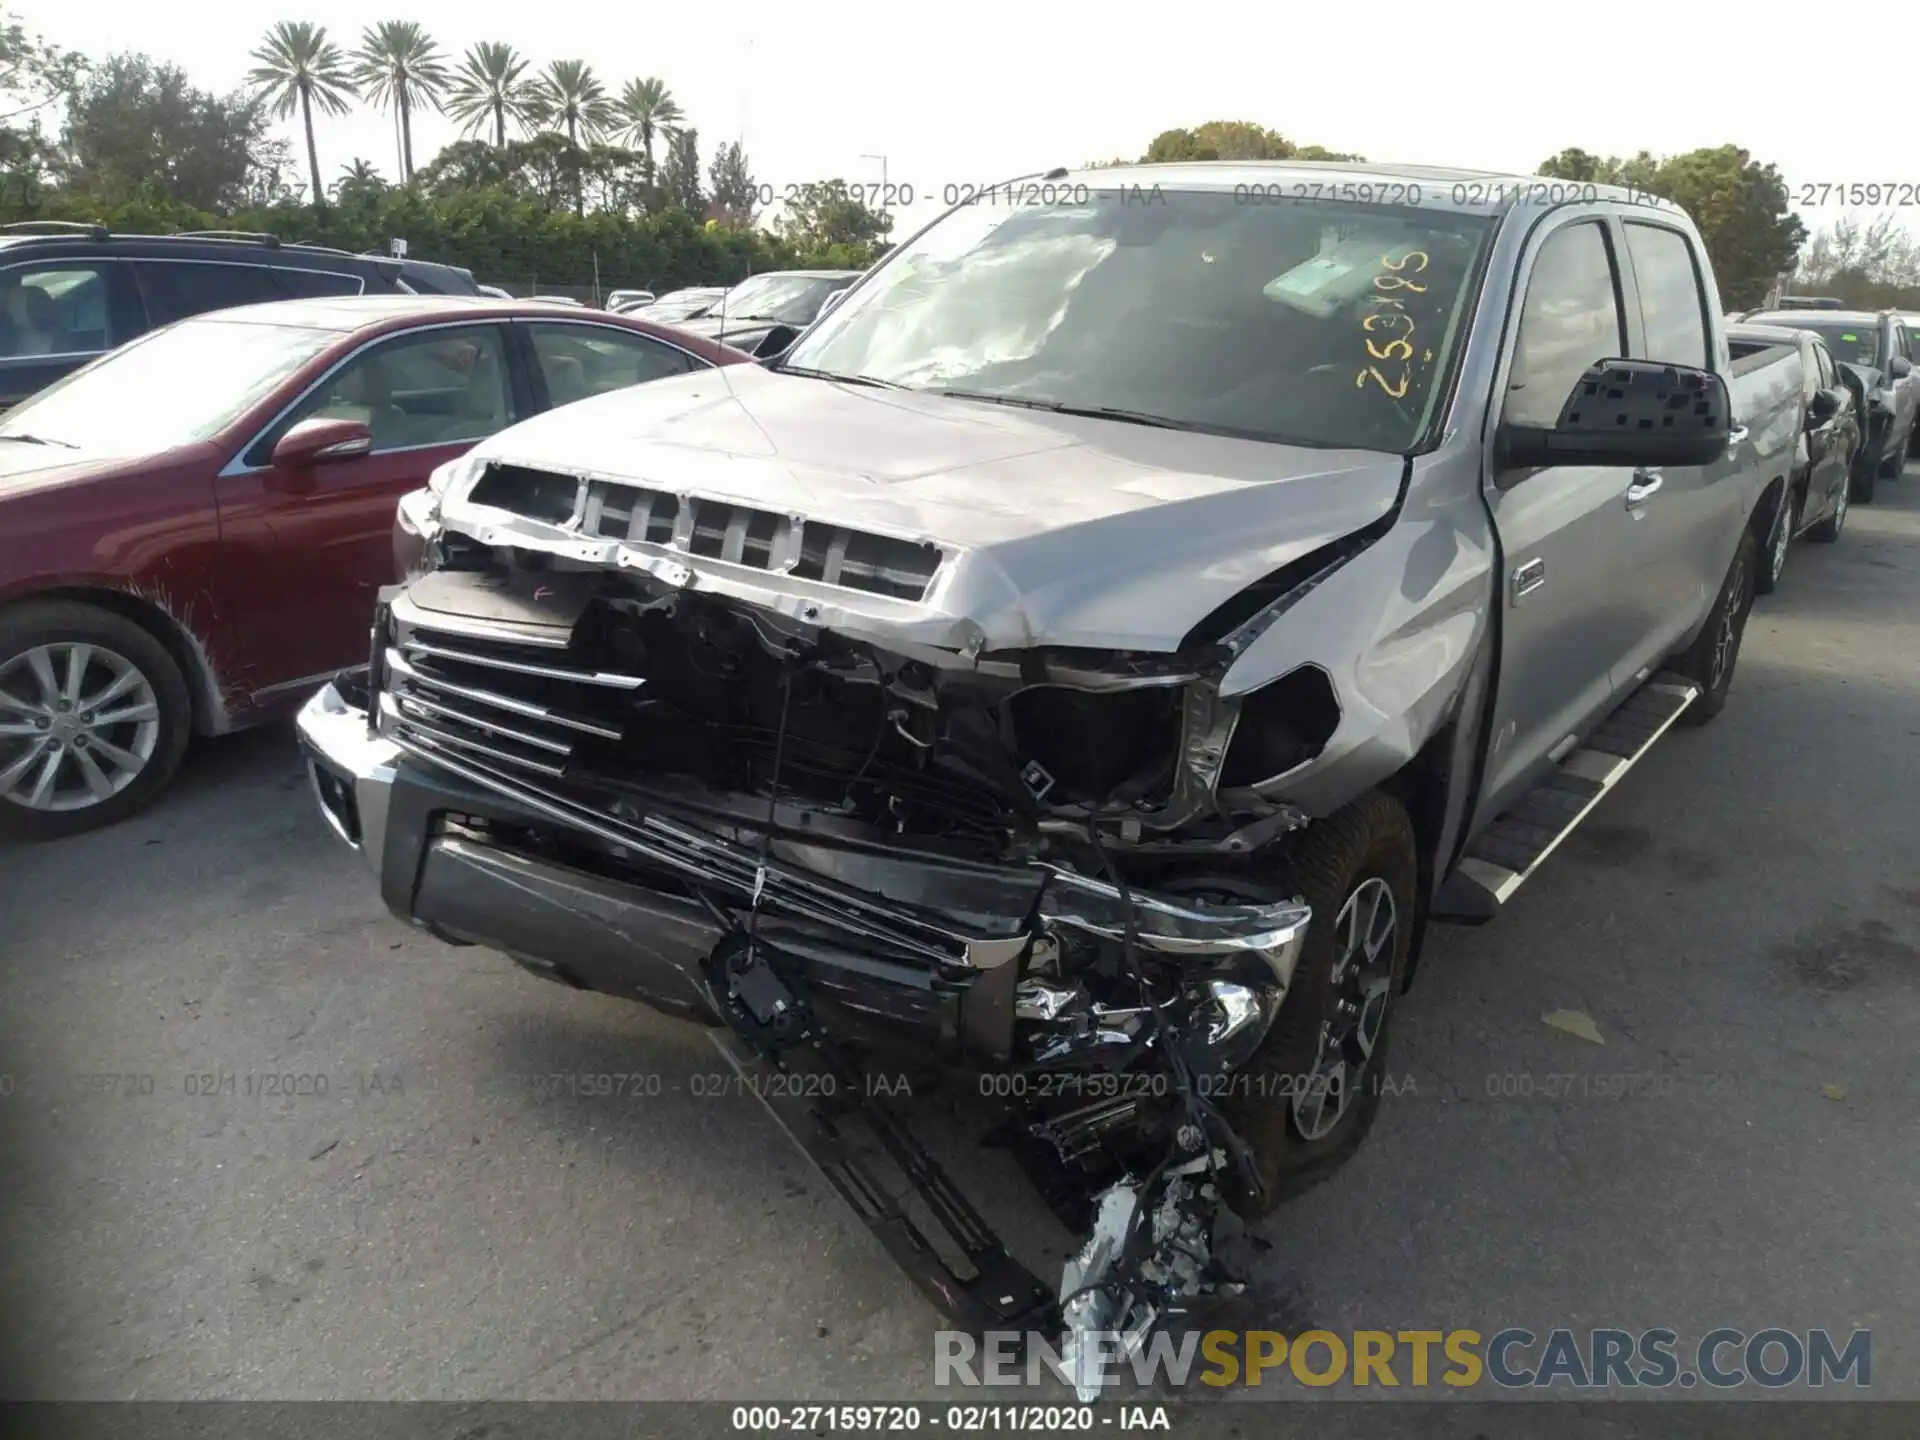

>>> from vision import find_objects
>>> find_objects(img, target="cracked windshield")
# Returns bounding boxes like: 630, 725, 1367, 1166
787, 190, 1494, 451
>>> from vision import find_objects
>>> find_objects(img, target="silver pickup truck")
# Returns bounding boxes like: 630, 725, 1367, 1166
298, 162, 1795, 1385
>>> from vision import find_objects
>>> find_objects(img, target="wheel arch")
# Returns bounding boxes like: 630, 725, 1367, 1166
1, 586, 231, 736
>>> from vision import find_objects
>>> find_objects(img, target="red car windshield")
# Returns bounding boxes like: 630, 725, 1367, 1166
0, 317, 338, 454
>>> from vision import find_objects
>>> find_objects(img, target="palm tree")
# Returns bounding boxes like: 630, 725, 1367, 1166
445, 41, 536, 148
246, 21, 357, 205
530, 59, 614, 150
615, 76, 683, 177
351, 20, 448, 182
330, 157, 387, 203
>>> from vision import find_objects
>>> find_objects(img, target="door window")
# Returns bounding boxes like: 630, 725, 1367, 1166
1503, 222, 1626, 428
1814, 341, 1837, 392
135, 261, 283, 327
258, 325, 514, 461
526, 322, 698, 408
272, 268, 365, 300
1623, 223, 1710, 369
0, 264, 114, 358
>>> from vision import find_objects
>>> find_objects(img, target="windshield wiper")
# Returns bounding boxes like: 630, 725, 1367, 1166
933, 390, 1199, 432
0, 432, 77, 448
778, 366, 908, 390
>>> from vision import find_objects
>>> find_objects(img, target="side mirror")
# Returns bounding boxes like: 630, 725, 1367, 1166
1496, 358, 1732, 472
1890, 355, 1913, 379
1807, 387, 1842, 426
273, 416, 372, 467
818, 287, 850, 316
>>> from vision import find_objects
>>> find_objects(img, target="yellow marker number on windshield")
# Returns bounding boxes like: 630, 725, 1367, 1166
1358, 249, 1429, 399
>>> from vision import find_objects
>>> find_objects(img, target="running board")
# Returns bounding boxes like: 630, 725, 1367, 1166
1433, 674, 1700, 922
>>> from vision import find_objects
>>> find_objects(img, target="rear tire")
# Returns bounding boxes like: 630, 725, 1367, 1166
1674, 529, 1756, 728
1754, 487, 1796, 595
1224, 790, 1417, 1217
1808, 481, 1848, 543
0, 601, 192, 840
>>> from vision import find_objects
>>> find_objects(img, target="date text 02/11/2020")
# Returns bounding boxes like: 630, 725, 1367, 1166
730, 1405, 1171, 1431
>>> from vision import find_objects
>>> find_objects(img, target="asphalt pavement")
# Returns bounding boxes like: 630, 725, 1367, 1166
2, 471, 1917, 1404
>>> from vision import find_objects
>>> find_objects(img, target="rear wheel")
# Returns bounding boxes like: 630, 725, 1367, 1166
1755, 487, 1796, 595
1674, 529, 1756, 728
1222, 790, 1417, 1217
1808, 481, 1848, 543
0, 601, 191, 840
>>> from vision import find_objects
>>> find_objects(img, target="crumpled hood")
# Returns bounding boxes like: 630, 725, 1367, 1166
451, 364, 1407, 653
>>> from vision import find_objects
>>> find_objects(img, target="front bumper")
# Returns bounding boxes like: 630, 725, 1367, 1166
297, 682, 401, 879
296, 679, 1313, 1056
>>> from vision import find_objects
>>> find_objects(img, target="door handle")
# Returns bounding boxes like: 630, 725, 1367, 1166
1510, 558, 1546, 604
1726, 423, 1749, 454
1626, 469, 1663, 509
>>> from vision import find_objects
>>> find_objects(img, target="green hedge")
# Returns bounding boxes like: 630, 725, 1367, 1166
0, 187, 882, 291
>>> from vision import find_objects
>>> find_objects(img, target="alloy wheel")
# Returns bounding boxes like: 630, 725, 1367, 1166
1707, 546, 1750, 694
1769, 496, 1792, 584
1292, 876, 1397, 1142
0, 643, 162, 812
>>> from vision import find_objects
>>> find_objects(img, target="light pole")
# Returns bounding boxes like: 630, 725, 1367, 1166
860, 152, 889, 206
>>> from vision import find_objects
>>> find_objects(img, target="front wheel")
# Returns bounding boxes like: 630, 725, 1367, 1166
1674, 528, 1756, 728
1224, 790, 1417, 1217
0, 601, 192, 840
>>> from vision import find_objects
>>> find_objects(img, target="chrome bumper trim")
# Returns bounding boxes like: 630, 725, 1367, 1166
295, 683, 401, 879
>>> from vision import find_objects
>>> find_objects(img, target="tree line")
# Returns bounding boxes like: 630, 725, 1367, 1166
0, 5, 893, 290
3, 8, 1917, 307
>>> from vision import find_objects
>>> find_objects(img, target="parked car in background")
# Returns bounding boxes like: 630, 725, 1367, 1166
673, 269, 862, 356
300, 164, 1784, 1376
1728, 322, 1862, 584
605, 289, 655, 309
1741, 308, 1920, 501
527, 295, 586, 307
0, 223, 481, 411
624, 286, 727, 321
0, 295, 752, 838
476, 284, 513, 300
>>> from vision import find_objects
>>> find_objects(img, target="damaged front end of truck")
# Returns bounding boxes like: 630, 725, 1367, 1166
305, 404, 1421, 1393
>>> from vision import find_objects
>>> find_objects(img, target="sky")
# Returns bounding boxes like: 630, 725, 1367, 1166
15, 0, 1919, 245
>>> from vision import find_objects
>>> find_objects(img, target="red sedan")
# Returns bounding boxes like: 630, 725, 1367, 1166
0, 295, 753, 838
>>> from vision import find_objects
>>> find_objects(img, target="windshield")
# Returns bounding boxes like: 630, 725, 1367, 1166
715, 274, 852, 325
0, 318, 338, 453
1770, 320, 1883, 369
783, 191, 1496, 452
650, 291, 723, 320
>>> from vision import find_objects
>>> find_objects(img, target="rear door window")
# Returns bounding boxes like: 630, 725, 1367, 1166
0, 263, 115, 358
525, 323, 699, 407
271, 268, 364, 300
135, 261, 283, 327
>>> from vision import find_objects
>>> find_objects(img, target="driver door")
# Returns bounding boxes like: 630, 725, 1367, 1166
214, 323, 520, 702
1472, 214, 1654, 829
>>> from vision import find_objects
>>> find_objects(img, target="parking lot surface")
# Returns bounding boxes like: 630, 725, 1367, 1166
3, 476, 1917, 1402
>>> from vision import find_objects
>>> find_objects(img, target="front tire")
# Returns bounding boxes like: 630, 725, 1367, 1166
1674, 528, 1756, 728
1225, 790, 1417, 1217
0, 601, 192, 840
